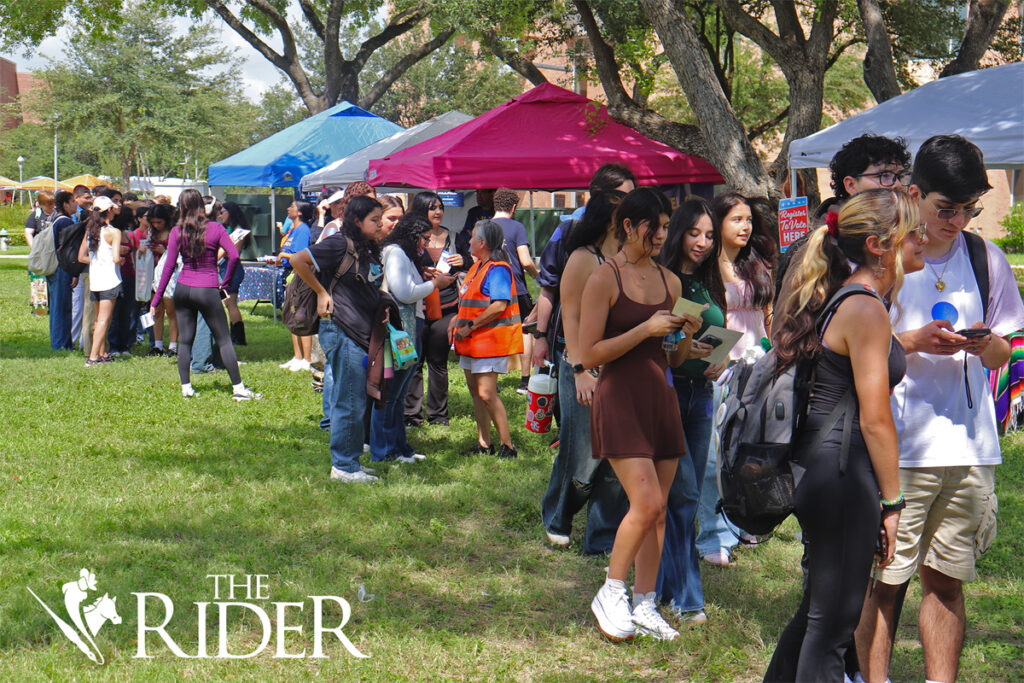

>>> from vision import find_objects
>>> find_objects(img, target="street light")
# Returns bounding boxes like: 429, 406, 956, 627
16, 155, 24, 205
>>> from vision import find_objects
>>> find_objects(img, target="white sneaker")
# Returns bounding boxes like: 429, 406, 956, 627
290, 359, 312, 372
631, 592, 679, 641
363, 443, 371, 453
393, 455, 418, 464
545, 530, 570, 547
233, 386, 263, 401
360, 465, 377, 475
591, 579, 635, 642
182, 386, 197, 398
279, 358, 300, 369
330, 467, 379, 483
410, 453, 427, 461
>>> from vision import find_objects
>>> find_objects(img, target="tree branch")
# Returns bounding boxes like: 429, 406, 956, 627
323, 0, 345, 104
940, 0, 1011, 77
826, 38, 860, 71
205, 0, 322, 113
479, 31, 549, 85
769, 0, 806, 44
856, 0, 902, 102
298, 0, 326, 42
350, 10, 426, 72
747, 105, 789, 141
358, 28, 456, 110
712, 0, 791, 64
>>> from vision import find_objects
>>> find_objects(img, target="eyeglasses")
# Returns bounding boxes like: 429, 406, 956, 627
934, 205, 983, 221
909, 224, 927, 240
857, 170, 911, 187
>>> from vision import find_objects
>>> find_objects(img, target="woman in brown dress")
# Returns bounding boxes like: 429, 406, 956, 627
579, 188, 701, 642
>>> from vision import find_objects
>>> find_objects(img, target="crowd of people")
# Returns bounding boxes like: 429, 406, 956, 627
22, 130, 1020, 682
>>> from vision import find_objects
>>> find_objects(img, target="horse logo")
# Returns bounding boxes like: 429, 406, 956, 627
27, 568, 121, 664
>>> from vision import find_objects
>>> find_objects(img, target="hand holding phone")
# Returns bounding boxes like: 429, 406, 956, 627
956, 327, 990, 338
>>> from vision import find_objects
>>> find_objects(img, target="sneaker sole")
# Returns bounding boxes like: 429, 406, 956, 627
590, 598, 635, 642
633, 623, 679, 641
545, 531, 570, 547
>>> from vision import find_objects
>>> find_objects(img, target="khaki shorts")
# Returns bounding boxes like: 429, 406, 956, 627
878, 465, 998, 585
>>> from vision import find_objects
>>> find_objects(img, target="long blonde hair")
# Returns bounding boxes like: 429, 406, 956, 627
773, 189, 918, 367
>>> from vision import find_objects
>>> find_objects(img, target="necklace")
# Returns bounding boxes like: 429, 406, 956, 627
927, 254, 953, 292
623, 255, 657, 279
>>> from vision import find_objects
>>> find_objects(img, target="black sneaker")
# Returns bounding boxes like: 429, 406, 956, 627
147, 347, 163, 357
464, 444, 494, 456
496, 444, 518, 459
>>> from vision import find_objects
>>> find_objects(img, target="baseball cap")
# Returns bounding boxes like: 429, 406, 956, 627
93, 195, 117, 213
318, 190, 345, 210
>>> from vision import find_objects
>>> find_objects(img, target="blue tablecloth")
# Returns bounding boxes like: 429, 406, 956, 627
238, 264, 285, 308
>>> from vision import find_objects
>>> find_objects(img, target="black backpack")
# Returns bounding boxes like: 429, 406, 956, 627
716, 285, 878, 536
56, 220, 88, 277
282, 236, 357, 336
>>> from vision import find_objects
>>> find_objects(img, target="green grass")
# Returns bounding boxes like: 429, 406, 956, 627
1, 258, 1022, 681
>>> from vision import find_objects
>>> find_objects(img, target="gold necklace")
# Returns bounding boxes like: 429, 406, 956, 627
927, 254, 953, 292
624, 255, 657, 280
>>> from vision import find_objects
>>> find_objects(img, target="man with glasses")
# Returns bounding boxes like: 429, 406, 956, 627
854, 135, 1024, 683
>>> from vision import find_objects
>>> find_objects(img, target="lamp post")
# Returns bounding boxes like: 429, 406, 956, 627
17, 155, 24, 205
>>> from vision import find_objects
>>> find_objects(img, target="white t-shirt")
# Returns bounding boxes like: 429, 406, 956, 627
891, 233, 1024, 468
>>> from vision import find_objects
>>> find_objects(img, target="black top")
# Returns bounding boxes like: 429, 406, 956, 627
308, 235, 384, 350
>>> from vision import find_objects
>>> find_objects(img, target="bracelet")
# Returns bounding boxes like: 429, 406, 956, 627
880, 489, 905, 513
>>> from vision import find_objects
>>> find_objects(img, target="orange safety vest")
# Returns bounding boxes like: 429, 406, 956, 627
454, 259, 524, 358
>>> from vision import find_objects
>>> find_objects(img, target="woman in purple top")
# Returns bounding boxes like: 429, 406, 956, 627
150, 189, 260, 401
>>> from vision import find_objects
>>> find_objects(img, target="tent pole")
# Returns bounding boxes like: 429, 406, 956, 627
790, 167, 798, 199
529, 191, 535, 251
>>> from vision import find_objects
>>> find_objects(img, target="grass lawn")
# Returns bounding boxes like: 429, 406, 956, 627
0, 256, 1021, 681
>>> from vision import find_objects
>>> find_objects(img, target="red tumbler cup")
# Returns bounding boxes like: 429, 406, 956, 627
525, 373, 558, 433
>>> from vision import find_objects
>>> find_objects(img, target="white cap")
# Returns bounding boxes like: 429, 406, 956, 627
93, 195, 116, 213
318, 190, 345, 210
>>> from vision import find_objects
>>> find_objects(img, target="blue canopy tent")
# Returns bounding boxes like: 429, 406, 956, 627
209, 101, 402, 188
208, 100, 402, 259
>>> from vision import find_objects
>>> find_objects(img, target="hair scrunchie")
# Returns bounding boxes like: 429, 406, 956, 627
825, 210, 839, 237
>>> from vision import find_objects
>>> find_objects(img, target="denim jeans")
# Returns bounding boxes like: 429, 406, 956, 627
320, 319, 368, 473
540, 356, 628, 554
696, 379, 742, 557
189, 315, 223, 373
46, 268, 74, 350
71, 274, 85, 348
657, 375, 712, 612
370, 318, 423, 460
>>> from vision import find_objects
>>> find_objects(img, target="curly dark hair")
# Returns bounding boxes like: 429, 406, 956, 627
384, 212, 431, 264
829, 134, 911, 199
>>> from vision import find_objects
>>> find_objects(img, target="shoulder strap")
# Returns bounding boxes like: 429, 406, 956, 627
962, 231, 989, 321
326, 237, 357, 295
815, 284, 882, 339
608, 258, 624, 292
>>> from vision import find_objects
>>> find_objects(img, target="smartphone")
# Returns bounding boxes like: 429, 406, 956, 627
699, 334, 723, 349
522, 320, 538, 334
435, 250, 453, 274
957, 327, 990, 337
875, 525, 888, 560
219, 289, 228, 301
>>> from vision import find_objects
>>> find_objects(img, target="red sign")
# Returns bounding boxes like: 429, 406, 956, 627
778, 197, 809, 252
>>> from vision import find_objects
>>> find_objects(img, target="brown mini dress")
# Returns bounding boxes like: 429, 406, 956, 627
590, 260, 686, 460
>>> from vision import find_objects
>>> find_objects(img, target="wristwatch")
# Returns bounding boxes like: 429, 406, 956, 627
531, 329, 547, 339
573, 363, 585, 374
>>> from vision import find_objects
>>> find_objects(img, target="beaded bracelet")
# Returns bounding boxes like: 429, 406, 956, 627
880, 489, 906, 513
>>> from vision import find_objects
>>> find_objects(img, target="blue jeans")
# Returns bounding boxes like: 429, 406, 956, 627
657, 376, 712, 612
189, 315, 223, 373
540, 356, 628, 554
369, 318, 422, 460
71, 275, 85, 347
697, 379, 742, 557
46, 268, 74, 350
320, 319, 368, 473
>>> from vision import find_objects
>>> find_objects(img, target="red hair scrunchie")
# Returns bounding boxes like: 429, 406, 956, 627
825, 210, 839, 237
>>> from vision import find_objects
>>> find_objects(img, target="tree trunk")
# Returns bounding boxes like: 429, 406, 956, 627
940, 0, 1011, 77
121, 141, 136, 194
857, 0, 902, 103
772, 70, 825, 207
637, 0, 777, 200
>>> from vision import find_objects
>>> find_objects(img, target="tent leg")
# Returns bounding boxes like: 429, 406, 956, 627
790, 168, 798, 199
529, 191, 535, 253
270, 187, 277, 325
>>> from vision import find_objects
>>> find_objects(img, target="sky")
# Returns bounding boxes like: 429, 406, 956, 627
4, 15, 284, 102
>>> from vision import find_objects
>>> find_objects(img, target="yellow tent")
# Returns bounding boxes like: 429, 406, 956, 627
63, 174, 115, 189
18, 177, 73, 191
0, 175, 19, 189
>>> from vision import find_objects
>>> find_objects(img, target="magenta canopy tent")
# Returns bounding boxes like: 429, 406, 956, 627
366, 83, 723, 190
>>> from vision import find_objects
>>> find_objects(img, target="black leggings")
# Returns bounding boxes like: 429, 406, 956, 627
173, 284, 241, 386
764, 427, 880, 682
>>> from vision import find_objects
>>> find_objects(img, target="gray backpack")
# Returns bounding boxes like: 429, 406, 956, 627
716, 285, 875, 535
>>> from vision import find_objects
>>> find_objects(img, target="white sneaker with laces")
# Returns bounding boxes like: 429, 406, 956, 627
279, 358, 300, 369
411, 453, 427, 461
591, 579, 635, 642
631, 591, 679, 641
330, 467, 379, 483
393, 455, 418, 464
233, 386, 263, 401
290, 359, 312, 372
